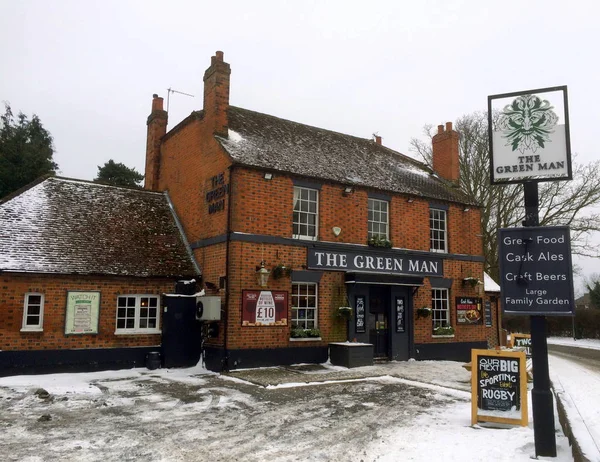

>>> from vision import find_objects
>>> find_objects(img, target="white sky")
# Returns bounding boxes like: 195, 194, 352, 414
1, 0, 598, 291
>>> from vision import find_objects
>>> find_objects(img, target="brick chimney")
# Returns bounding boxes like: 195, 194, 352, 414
144, 94, 168, 190
203, 50, 231, 137
432, 121, 459, 183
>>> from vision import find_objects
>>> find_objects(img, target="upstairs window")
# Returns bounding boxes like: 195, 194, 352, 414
430, 208, 447, 253
368, 198, 389, 240
293, 186, 318, 240
21, 293, 44, 331
116, 295, 160, 334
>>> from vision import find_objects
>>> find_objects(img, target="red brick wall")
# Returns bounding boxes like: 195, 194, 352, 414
1, 273, 175, 351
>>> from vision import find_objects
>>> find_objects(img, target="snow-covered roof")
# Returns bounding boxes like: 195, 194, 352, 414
218, 106, 477, 205
0, 177, 199, 278
484, 272, 500, 293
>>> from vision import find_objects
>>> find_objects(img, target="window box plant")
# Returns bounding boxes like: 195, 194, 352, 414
290, 327, 321, 338
367, 236, 392, 248
433, 326, 455, 336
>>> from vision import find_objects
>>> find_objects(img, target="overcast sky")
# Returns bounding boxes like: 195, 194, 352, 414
1, 0, 598, 292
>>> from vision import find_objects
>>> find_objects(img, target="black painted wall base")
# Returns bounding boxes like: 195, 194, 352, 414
203, 345, 329, 372
414, 341, 487, 362
0, 346, 160, 377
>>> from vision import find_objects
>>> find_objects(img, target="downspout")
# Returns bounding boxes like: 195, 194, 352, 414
222, 164, 235, 371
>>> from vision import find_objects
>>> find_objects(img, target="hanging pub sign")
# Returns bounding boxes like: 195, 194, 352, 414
65, 291, 100, 335
395, 296, 405, 333
242, 290, 288, 326
471, 349, 528, 426
355, 295, 366, 333
456, 297, 483, 325
489, 86, 571, 185
499, 226, 575, 316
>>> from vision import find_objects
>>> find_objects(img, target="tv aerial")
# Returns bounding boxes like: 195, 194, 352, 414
166, 87, 195, 114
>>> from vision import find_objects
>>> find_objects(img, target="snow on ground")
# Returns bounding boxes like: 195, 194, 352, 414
548, 336, 600, 351
0, 358, 576, 462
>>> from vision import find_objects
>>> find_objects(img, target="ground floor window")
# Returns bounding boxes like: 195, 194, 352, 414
116, 295, 160, 333
431, 288, 450, 331
291, 283, 318, 329
21, 293, 44, 331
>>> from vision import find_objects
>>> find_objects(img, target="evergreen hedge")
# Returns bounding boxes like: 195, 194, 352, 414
503, 308, 600, 339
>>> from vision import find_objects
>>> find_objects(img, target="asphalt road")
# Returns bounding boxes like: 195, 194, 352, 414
548, 343, 600, 373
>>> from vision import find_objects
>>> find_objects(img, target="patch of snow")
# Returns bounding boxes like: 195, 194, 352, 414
484, 272, 501, 292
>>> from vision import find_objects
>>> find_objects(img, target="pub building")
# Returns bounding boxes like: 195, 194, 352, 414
145, 51, 501, 371
0, 51, 501, 375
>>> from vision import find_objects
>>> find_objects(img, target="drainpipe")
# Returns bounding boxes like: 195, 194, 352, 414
222, 164, 235, 372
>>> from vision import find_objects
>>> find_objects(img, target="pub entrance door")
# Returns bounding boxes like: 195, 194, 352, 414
368, 286, 390, 358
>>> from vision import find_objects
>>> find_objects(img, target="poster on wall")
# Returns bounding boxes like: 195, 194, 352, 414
456, 297, 483, 325
65, 291, 100, 335
242, 290, 288, 326
395, 297, 405, 333
355, 295, 366, 333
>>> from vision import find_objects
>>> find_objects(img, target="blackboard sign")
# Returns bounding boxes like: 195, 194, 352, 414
510, 333, 531, 358
484, 301, 493, 327
498, 226, 575, 315
471, 349, 528, 426
355, 295, 366, 333
395, 297, 405, 333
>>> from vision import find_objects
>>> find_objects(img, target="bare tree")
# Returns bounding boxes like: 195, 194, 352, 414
410, 111, 600, 281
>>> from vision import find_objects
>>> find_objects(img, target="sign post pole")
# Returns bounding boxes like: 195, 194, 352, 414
524, 182, 557, 457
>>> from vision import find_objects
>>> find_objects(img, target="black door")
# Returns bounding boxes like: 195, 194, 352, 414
162, 295, 203, 368
368, 287, 389, 358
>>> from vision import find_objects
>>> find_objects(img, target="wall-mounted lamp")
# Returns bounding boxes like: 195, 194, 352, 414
264, 172, 273, 180
343, 186, 354, 196
463, 207, 470, 212
256, 260, 270, 287
407, 198, 414, 203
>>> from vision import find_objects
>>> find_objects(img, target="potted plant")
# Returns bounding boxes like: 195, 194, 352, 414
337, 306, 353, 319
272, 263, 292, 280
463, 276, 482, 288
416, 307, 431, 319
367, 235, 392, 248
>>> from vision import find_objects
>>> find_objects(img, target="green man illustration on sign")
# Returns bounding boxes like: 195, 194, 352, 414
498, 94, 559, 154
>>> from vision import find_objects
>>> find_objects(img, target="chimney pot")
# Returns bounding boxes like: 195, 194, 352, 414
446, 121, 453, 132
216, 51, 224, 61
375, 135, 382, 145
437, 125, 444, 134
151, 95, 164, 112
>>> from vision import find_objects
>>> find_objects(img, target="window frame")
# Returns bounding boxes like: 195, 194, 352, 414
293, 186, 319, 241
368, 197, 390, 240
115, 294, 161, 335
291, 282, 318, 330
21, 293, 44, 332
429, 207, 448, 253
431, 288, 450, 331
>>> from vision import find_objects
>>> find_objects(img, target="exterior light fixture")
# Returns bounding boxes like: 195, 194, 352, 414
343, 186, 354, 196
264, 172, 273, 180
256, 260, 270, 287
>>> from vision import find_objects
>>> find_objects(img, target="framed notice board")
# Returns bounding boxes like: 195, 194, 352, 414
471, 349, 528, 426
509, 333, 532, 358
355, 295, 366, 333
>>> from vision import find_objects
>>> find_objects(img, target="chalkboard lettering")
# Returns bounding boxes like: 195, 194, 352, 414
477, 355, 520, 412
355, 296, 366, 334
395, 297, 405, 333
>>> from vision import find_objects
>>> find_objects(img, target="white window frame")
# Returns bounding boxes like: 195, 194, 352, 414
430, 208, 448, 253
21, 293, 44, 332
431, 288, 450, 331
368, 198, 389, 240
291, 282, 318, 330
293, 186, 319, 241
115, 295, 161, 334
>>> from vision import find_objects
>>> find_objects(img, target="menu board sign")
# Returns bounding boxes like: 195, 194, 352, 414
241, 290, 288, 326
510, 333, 532, 358
484, 301, 493, 327
471, 349, 528, 426
65, 291, 100, 335
395, 297, 405, 333
355, 295, 366, 334
456, 297, 483, 325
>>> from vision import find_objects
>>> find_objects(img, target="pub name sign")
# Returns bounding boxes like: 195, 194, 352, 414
498, 226, 574, 316
307, 248, 442, 276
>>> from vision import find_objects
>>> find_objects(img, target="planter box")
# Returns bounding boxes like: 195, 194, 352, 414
329, 342, 374, 368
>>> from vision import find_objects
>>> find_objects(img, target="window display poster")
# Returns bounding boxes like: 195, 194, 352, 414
242, 290, 288, 326
65, 291, 100, 335
355, 295, 366, 333
456, 297, 483, 325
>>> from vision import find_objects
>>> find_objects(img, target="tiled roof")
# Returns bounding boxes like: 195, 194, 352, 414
0, 177, 199, 278
218, 106, 477, 205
